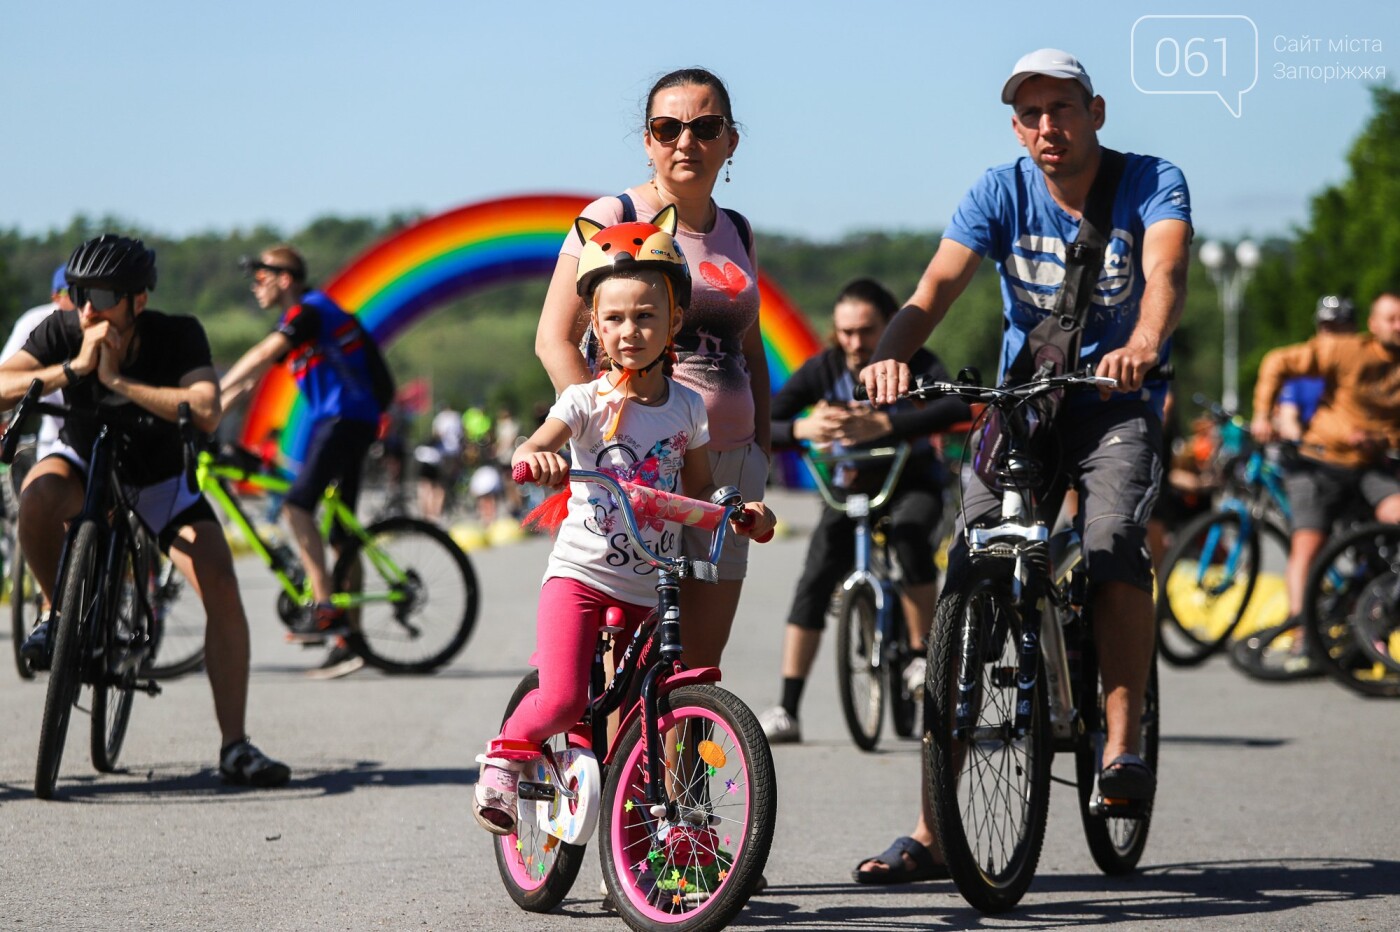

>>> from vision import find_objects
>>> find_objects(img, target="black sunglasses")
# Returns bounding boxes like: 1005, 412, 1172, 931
238, 256, 300, 279
648, 115, 728, 144
71, 286, 124, 312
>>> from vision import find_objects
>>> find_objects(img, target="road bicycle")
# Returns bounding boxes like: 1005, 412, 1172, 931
1156, 398, 1291, 666
146, 439, 478, 677
5, 442, 42, 680
489, 464, 775, 932
2, 382, 170, 798
886, 369, 1161, 913
801, 443, 923, 750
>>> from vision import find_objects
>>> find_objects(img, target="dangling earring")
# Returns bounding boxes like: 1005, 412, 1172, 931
725, 159, 732, 183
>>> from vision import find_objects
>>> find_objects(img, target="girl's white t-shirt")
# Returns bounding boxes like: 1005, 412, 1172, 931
544, 377, 711, 606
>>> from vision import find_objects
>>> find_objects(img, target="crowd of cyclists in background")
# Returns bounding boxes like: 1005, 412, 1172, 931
0, 50, 1396, 926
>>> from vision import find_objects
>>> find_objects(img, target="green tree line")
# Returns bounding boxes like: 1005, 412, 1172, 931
3, 86, 1395, 439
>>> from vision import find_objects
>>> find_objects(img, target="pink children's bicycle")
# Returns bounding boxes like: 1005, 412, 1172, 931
489, 465, 775, 932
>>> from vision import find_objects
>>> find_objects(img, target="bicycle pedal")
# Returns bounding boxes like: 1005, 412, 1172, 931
1089, 794, 1148, 819
517, 780, 557, 803
137, 680, 163, 696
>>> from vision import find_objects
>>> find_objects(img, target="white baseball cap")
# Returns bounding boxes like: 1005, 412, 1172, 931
1001, 48, 1094, 104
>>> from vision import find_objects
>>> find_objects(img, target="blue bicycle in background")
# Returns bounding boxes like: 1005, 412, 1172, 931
1155, 398, 1291, 666
802, 443, 925, 751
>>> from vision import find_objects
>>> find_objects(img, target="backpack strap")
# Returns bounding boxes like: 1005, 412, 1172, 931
617, 192, 637, 223
721, 207, 753, 255
1054, 148, 1126, 333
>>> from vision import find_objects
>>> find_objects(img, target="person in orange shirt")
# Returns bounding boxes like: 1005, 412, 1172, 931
1251, 292, 1400, 629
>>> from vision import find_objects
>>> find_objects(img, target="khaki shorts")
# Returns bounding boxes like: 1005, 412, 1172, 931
682, 442, 769, 581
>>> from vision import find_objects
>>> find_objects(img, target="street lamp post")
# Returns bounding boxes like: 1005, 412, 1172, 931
1199, 239, 1260, 412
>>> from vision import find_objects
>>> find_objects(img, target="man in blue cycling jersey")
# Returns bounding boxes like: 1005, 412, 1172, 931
221, 246, 382, 679
855, 49, 1191, 884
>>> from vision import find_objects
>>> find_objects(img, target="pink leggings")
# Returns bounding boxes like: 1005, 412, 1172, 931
497, 577, 653, 746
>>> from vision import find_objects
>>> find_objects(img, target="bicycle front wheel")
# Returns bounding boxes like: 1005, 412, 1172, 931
927, 567, 1051, 913
144, 556, 206, 679
92, 536, 145, 772
491, 671, 588, 912
1076, 652, 1159, 874
600, 683, 775, 932
36, 521, 102, 799
1156, 510, 1272, 666
1302, 523, 1400, 698
11, 548, 40, 680
835, 583, 883, 751
334, 517, 478, 673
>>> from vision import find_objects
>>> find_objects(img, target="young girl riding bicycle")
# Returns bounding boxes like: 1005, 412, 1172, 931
473, 207, 775, 834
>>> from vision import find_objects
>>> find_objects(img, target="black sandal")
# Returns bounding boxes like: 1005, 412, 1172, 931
1098, 753, 1156, 801
852, 836, 950, 885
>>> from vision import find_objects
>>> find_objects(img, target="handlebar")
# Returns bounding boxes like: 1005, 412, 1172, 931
855, 364, 1173, 405
512, 461, 771, 573
800, 443, 911, 515
0, 379, 45, 464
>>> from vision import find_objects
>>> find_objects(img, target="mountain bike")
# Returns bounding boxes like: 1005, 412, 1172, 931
1300, 521, 1400, 697
490, 464, 775, 932
886, 369, 1162, 913
1156, 398, 1291, 666
146, 440, 478, 677
800, 443, 923, 750
2, 382, 170, 799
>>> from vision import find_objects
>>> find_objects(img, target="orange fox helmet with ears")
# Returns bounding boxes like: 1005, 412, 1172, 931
574, 204, 691, 310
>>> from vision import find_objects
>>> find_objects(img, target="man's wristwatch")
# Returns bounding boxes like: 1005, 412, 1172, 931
62, 360, 78, 386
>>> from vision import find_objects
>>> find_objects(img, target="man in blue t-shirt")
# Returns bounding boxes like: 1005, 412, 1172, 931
854, 49, 1192, 885
221, 245, 382, 678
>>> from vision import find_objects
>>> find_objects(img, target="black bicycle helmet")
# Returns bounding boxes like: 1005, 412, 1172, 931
65, 234, 157, 294
1315, 294, 1355, 325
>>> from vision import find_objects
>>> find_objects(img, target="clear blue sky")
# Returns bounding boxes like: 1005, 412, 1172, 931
2, 1, 1395, 242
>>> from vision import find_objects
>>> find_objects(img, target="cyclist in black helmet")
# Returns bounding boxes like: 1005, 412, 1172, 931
0, 234, 291, 788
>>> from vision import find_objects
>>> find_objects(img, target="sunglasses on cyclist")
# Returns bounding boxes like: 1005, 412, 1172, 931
238, 256, 302, 280
647, 115, 728, 144
70, 286, 125, 312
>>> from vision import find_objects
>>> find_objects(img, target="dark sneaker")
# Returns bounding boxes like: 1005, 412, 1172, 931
19, 615, 54, 671
219, 738, 291, 787
305, 639, 365, 680
285, 604, 349, 645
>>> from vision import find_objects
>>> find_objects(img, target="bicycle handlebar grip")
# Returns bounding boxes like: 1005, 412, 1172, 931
1146, 363, 1174, 382
734, 508, 774, 544
0, 379, 45, 465
512, 461, 532, 485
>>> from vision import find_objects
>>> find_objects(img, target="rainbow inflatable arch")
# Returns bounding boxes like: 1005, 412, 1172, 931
240, 193, 822, 468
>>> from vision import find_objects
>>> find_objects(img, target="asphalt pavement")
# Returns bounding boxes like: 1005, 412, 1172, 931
0, 488, 1396, 930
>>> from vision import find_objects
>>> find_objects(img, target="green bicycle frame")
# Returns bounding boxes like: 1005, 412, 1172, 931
194, 449, 411, 612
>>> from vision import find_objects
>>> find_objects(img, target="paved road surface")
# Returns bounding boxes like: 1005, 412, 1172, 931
1, 489, 1396, 929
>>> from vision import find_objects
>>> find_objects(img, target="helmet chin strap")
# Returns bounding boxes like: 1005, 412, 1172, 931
596, 276, 677, 441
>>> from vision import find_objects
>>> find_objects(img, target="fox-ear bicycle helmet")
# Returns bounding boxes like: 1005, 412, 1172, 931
574, 204, 690, 309
65, 234, 157, 294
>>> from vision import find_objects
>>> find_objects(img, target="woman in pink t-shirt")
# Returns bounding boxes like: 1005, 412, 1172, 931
535, 68, 770, 673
